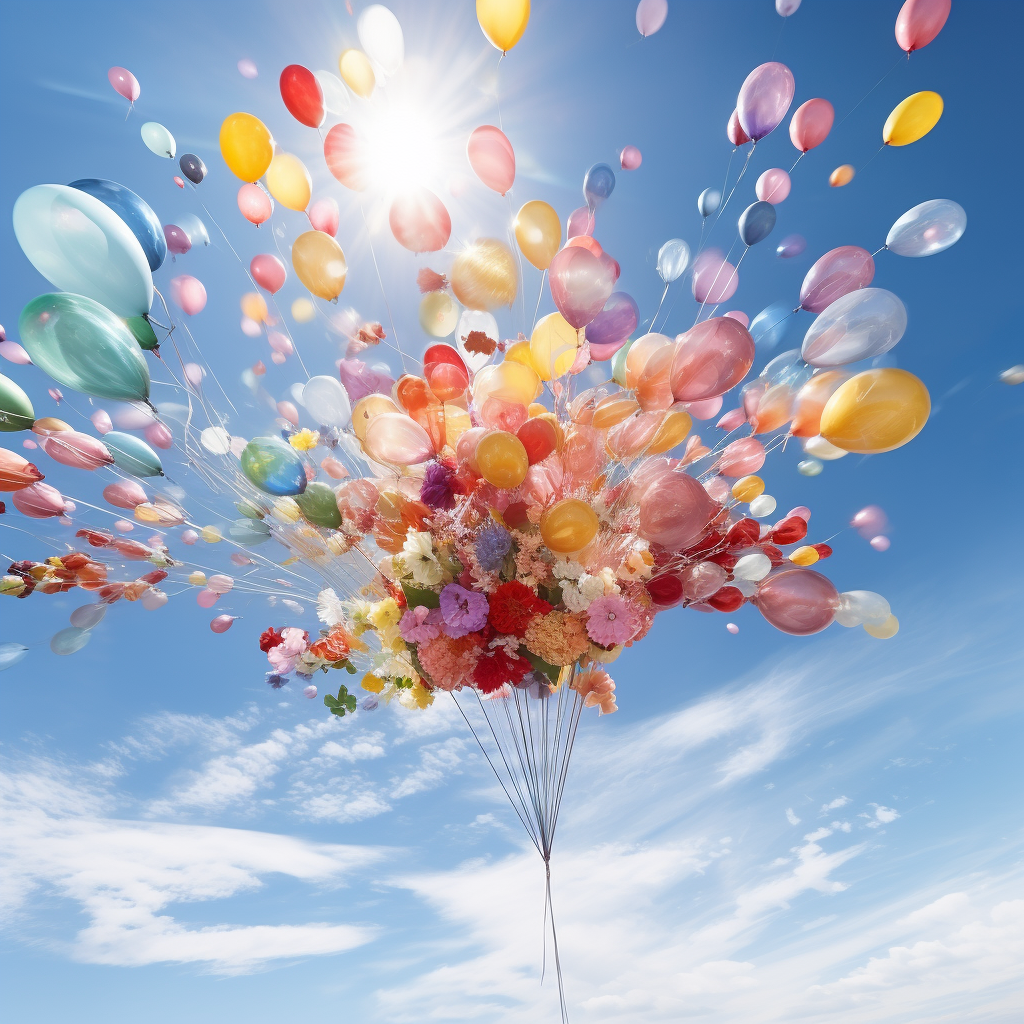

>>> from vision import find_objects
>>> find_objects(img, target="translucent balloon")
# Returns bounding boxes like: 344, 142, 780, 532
691, 251, 738, 304
324, 123, 370, 192
749, 303, 793, 350
70, 603, 107, 629
0, 643, 29, 671
210, 616, 236, 634
241, 436, 309, 495
178, 153, 206, 185
473, 361, 540, 408
718, 437, 765, 476
566, 206, 595, 239
586, 292, 638, 360
541, 498, 599, 553
363, 412, 434, 466
316, 71, 350, 115
835, 590, 890, 627
103, 480, 148, 508
50, 626, 91, 655
531, 312, 580, 381
220, 112, 274, 182
789, 98, 834, 152
69, 178, 167, 272
799, 246, 874, 313
864, 614, 899, 639
358, 5, 405, 75
791, 370, 848, 437
637, 467, 715, 550
736, 62, 795, 141
636, 0, 668, 35
339, 49, 376, 98
584, 163, 616, 208
170, 275, 207, 315
389, 188, 451, 252
734, 552, 771, 581
698, 188, 721, 218
303, 376, 351, 427
238, 183, 273, 226
476, 0, 530, 53
467, 125, 515, 195
885, 199, 966, 257
657, 239, 690, 282
420, 292, 458, 338
738, 201, 777, 246
163, 224, 191, 256
755, 168, 791, 203
820, 368, 930, 454
1001, 365, 1024, 386
280, 64, 324, 128
883, 91, 943, 147
776, 234, 805, 259
776, 0, 801, 15
266, 153, 311, 211
13, 184, 154, 318
671, 317, 756, 402
797, 458, 822, 476
727, 109, 750, 147
514, 200, 561, 270
801, 289, 907, 367
0, 373, 34, 431
141, 122, 175, 158
450, 239, 517, 311
177, 214, 209, 247
103, 431, 163, 476
308, 198, 340, 237
755, 569, 838, 635
476, 431, 529, 488
292, 231, 347, 300
896, 0, 951, 53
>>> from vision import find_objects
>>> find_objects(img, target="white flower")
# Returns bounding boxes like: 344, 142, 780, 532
402, 529, 443, 586
553, 557, 584, 580
561, 581, 589, 613
579, 573, 608, 602
618, 541, 654, 581
316, 587, 346, 626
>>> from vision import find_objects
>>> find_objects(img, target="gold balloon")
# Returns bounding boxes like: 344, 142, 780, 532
219, 112, 274, 183
592, 395, 640, 430
541, 498, 599, 554
351, 394, 399, 441
530, 311, 579, 381
476, 0, 531, 53
514, 200, 561, 270
450, 239, 517, 311
241, 292, 268, 323
883, 91, 943, 146
472, 361, 540, 408
820, 368, 930, 454
31, 417, 72, 434
864, 614, 899, 639
442, 404, 471, 447
476, 431, 529, 489
291, 298, 316, 323
292, 231, 347, 301
647, 407, 692, 455
418, 292, 458, 337
789, 545, 819, 566
731, 474, 764, 502
266, 153, 312, 211
504, 340, 538, 373
339, 49, 376, 98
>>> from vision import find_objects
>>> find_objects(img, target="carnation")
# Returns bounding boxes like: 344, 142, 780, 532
585, 595, 640, 647
488, 580, 551, 637
417, 633, 483, 691
524, 611, 590, 667
399, 605, 442, 643
439, 583, 489, 638
473, 641, 528, 693
421, 462, 457, 510
259, 626, 284, 652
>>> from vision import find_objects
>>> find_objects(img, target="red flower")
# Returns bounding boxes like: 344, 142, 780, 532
487, 581, 551, 638
473, 644, 529, 693
259, 626, 285, 652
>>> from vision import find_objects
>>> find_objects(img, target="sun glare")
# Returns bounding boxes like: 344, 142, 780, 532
363, 101, 444, 195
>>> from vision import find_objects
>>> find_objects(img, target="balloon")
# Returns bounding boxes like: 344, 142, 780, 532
0, 374, 34, 431
835, 590, 890, 627
586, 293, 638, 360
18, 293, 150, 403
241, 436, 309, 495
40, 430, 112, 470
566, 206, 595, 239
870, 535, 891, 552
32, 417, 71, 435
364, 413, 434, 466
738, 201, 777, 246
691, 252, 738, 304
791, 370, 848, 437
108, 66, 140, 102
13, 184, 154, 318
517, 417, 557, 464
625, 333, 675, 411
803, 434, 847, 461
0, 336, 31, 365
657, 239, 691, 282
749, 303, 792, 349
177, 214, 209, 248
820, 368, 930, 454
1000, 365, 1024, 386
211, 616, 236, 634
637, 468, 715, 550
895, 0, 951, 52
141, 122, 175, 158
776, 234, 805, 258
864, 614, 899, 639
731, 475, 764, 502
339, 49, 376, 98
280, 64, 325, 128
0, 643, 29, 671
476, 0, 530, 53
549, 246, 614, 330
798, 458, 822, 476
801, 289, 907, 367
296, 481, 343, 529
541, 498, 599, 553
789, 98, 834, 152
423, 345, 470, 403
620, 146, 642, 170
0, 447, 44, 490
389, 188, 451, 252
324, 123, 370, 192
220, 112, 274, 182
177, 154, 206, 186
308, 197, 340, 237
467, 125, 515, 195
51, 626, 91, 655
103, 431, 163, 476
755, 569, 838, 634
636, 0, 668, 35
358, 5, 405, 75
292, 231, 347, 300
456, 309, 500, 372
419, 292, 459, 337
250, 254, 287, 294
734, 552, 771, 581
671, 317, 755, 402
776, 0, 801, 14
69, 178, 166, 272
316, 70, 350, 115
514, 201, 561, 270
883, 91, 943, 146
584, 164, 616, 208
829, 164, 855, 187
303, 375, 351, 427
476, 431, 529, 488
164, 224, 191, 255
727, 109, 750, 147
473, 361, 540, 408
170, 275, 207, 315
238, 183, 273, 225
70, 603, 107, 629
885, 199, 966, 257
103, 480, 148, 508
450, 239, 517, 310
799, 246, 874, 313
736, 62, 795, 141
755, 168, 791, 203
12, 481, 66, 518
266, 153, 311, 211
698, 188, 721, 218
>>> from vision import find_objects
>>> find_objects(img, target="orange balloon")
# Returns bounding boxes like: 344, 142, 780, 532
791, 370, 848, 438
540, 498, 599, 553
476, 431, 529, 488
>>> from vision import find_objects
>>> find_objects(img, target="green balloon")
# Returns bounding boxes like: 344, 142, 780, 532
0, 373, 34, 431
228, 518, 271, 546
235, 499, 265, 520
295, 481, 342, 529
102, 430, 163, 477
124, 315, 159, 351
18, 293, 151, 403
240, 436, 308, 496
610, 338, 634, 388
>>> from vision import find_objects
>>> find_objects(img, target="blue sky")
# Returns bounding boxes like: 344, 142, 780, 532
1, 1, 1023, 1021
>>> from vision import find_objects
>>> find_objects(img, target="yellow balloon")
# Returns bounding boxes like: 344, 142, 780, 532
647, 407, 692, 455
476, 431, 529, 489
731, 475, 764, 502
418, 292, 458, 337
820, 368, 930, 454
292, 230, 347, 301
530, 312, 579, 381
291, 297, 316, 323
592, 395, 640, 430
266, 153, 311, 212
541, 498, 599, 554
883, 91, 943, 147
339, 49, 376, 98
476, 0, 530, 53
864, 614, 899, 639
514, 200, 561, 270
241, 291, 268, 323
789, 545, 819, 566
527, 402, 548, 418
504, 340, 538, 373
219, 112, 274, 183
442, 404, 471, 447
450, 239, 518, 311
472, 361, 540, 408
351, 394, 399, 441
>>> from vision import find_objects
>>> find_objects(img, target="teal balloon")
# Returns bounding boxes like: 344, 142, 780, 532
241, 437, 308, 496
124, 316, 159, 351
295, 482, 342, 528
0, 643, 29, 671
0, 372, 35, 431
50, 626, 91, 656
235, 499, 265, 520
228, 517, 272, 545
611, 338, 634, 387
103, 431, 164, 477
18, 294, 151, 403
13, 184, 154, 318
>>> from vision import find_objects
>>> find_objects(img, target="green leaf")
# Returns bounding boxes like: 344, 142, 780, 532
538, 583, 563, 606
401, 582, 440, 609
521, 648, 561, 684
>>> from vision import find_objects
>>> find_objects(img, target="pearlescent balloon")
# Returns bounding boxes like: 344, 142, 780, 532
302, 375, 351, 427
755, 569, 838, 635
241, 436, 309, 495
799, 246, 874, 313
885, 199, 966, 257
736, 62, 795, 141
586, 292, 639, 360
698, 188, 721, 218
50, 626, 91, 656
141, 122, 175, 158
802, 288, 907, 368
671, 317, 756, 401
657, 239, 691, 282
363, 412, 435, 466
0, 643, 29, 671
102, 431, 164, 476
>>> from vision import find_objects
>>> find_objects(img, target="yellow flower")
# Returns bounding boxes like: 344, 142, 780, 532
368, 597, 402, 632
362, 673, 385, 693
400, 681, 434, 710
289, 427, 320, 451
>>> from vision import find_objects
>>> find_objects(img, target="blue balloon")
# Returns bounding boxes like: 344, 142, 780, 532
240, 436, 308, 496
103, 431, 164, 477
698, 188, 721, 219
738, 200, 777, 247
584, 163, 616, 207
750, 303, 794, 350
69, 178, 167, 271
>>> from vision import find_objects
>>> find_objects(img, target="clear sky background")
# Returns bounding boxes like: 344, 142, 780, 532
1, 1, 1023, 1022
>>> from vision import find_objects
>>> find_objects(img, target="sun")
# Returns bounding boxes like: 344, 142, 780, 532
362, 100, 444, 195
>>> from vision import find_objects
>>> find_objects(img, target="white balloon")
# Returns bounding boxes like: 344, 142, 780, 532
200, 426, 232, 455
315, 71, 350, 115
776, 0, 801, 15
303, 375, 352, 427
0, 643, 29, 671
748, 494, 777, 518
886, 199, 966, 258
801, 288, 907, 368
657, 239, 691, 282
69, 603, 107, 629
835, 590, 890, 628
141, 587, 169, 610
456, 309, 499, 373
141, 121, 176, 158
999, 365, 1024, 386
357, 5, 405, 76
797, 458, 823, 476
803, 435, 847, 460
733, 552, 772, 581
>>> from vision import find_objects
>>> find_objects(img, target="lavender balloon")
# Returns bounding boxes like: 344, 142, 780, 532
163, 224, 191, 256
587, 292, 639, 360
736, 62, 795, 141
799, 246, 874, 313
776, 233, 805, 258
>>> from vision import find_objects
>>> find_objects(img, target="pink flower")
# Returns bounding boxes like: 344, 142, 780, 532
266, 626, 308, 675
400, 605, 442, 643
585, 595, 639, 647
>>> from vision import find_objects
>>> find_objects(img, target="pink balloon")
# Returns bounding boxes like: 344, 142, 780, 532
40, 431, 112, 470
789, 98, 835, 152
210, 615, 236, 633
895, 0, 951, 52
170, 275, 207, 315
241, 317, 262, 338
636, 0, 668, 36
726, 622, 740, 634
870, 535, 891, 551
727, 109, 750, 147
788, 506, 812, 521
141, 588, 168, 610
174, 177, 185, 189
103, 480, 148, 509
12, 482, 66, 518
756, 168, 791, 203
184, 362, 204, 387
108, 66, 140, 103
671, 318, 755, 402
207, 574, 235, 594
638, 468, 715, 551
736, 62, 795, 142
91, 409, 112, 434
566, 206, 595, 239
619, 145, 642, 170
144, 421, 173, 449
0, 339, 31, 365
308, 197, 340, 236
269, 331, 294, 355
197, 588, 219, 609
181, 529, 199, 545
755, 569, 838, 635
114, 519, 133, 533
685, 395, 723, 420
389, 188, 452, 252
467, 125, 515, 195
679, 560, 728, 601
277, 401, 299, 426
724, 310, 749, 328
799, 246, 874, 313
549, 246, 615, 330
250, 254, 287, 294
717, 437, 765, 477
324, 123, 369, 191
691, 251, 739, 304
364, 413, 435, 466
238, 183, 274, 226
851, 504, 888, 538
164, 225, 191, 256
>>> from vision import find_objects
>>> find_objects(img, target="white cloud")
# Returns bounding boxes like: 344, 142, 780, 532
786, 808, 801, 825
821, 795, 850, 813
872, 804, 900, 824
390, 736, 467, 799
320, 732, 387, 762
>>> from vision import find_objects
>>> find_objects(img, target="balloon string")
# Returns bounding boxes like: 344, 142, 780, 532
787, 150, 805, 175
834, 52, 907, 132
692, 238, 741, 325
531, 270, 547, 334
650, 282, 670, 332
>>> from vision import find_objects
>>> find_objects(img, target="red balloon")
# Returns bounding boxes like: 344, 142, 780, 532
670, 317, 755, 402
725, 518, 761, 548
517, 417, 557, 464
727, 109, 750, 147
812, 543, 833, 559
422, 344, 469, 401
708, 586, 744, 612
755, 569, 838, 635
646, 573, 684, 608
280, 64, 325, 128
895, 0, 951, 52
637, 467, 715, 551
549, 246, 615, 330
799, 246, 874, 314
789, 98, 835, 152
769, 516, 808, 545
467, 125, 516, 195
389, 188, 452, 253
324, 124, 370, 192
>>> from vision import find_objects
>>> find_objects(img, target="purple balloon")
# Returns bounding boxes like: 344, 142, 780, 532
776, 233, 806, 259
736, 62, 795, 142
163, 224, 191, 256
587, 292, 639, 360
338, 358, 395, 402
566, 205, 595, 239
636, 0, 668, 36
548, 246, 615, 330
799, 246, 874, 313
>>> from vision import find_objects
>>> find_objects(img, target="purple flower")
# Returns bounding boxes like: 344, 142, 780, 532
439, 583, 489, 638
265, 672, 288, 689
399, 605, 443, 643
421, 462, 456, 510
475, 523, 512, 572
